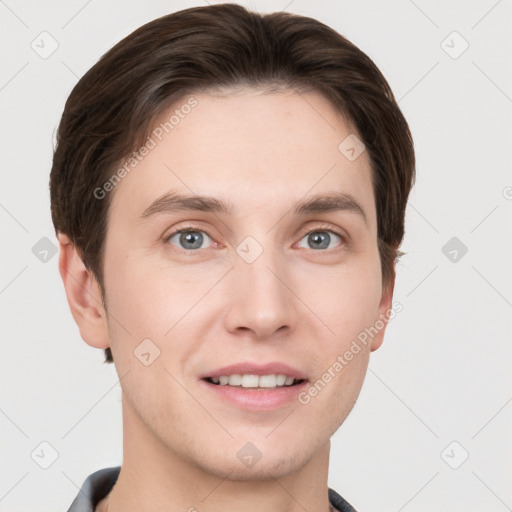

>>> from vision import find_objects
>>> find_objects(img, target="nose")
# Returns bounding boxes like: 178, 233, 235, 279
222, 246, 297, 340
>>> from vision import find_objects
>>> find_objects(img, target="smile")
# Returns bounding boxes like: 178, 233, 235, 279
205, 374, 305, 389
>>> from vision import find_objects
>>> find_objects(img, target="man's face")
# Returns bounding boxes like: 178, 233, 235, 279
100, 89, 391, 479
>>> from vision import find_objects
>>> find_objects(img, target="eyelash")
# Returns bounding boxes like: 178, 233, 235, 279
165, 223, 347, 253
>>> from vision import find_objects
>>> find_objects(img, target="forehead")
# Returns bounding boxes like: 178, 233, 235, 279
108, 89, 376, 227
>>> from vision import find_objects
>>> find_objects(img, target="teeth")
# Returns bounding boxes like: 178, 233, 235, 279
241, 374, 260, 388
210, 373, 299, 388
228, 374, 242, 386
258, 375, 277, 388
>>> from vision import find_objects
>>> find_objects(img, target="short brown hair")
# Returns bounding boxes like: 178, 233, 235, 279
50, 3, 415, 364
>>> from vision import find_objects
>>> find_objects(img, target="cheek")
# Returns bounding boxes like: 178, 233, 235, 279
103, 250, 219, 378
101, 258, 167, 371
302, 254, 383, 344
104, 252, 193, 333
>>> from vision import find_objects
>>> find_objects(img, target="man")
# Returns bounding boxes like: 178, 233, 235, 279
51, 4, 415, 511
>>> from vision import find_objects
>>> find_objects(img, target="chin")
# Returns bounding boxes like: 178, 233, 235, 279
201, 454, 307, 482
189, 439, 317, 482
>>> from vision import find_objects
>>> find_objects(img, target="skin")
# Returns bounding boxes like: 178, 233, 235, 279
58, 88, 394, 512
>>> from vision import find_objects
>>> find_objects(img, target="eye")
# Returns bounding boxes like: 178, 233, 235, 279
167, 229, 213, 251
165, 226, 344, 252
296, 229, 343, 250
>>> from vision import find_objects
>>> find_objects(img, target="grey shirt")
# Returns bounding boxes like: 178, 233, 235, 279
66, 466, 357, 512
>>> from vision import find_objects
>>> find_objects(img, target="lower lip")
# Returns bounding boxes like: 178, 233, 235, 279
200, 379, 308, 411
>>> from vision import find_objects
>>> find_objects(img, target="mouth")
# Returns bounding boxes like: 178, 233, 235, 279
199, 362, 309, 410
203, 374, 306, 389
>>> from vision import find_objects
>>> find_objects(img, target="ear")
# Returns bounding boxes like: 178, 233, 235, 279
370, 264, 396, 352
57, 233, 110, 350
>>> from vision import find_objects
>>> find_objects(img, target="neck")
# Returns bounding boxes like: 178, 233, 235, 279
101, 394, 334, 512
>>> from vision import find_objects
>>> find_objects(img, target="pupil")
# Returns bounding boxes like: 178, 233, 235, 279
181, 231, 203, 249
309, 232, 329, 250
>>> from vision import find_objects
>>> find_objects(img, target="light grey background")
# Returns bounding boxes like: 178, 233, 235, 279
1, 1, 511, 511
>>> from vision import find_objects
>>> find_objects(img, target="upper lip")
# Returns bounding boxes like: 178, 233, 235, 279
201, 362, 308, 380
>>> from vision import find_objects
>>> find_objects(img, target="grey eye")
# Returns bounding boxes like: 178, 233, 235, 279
297, 231, 341, 250
168, 230, 212, 250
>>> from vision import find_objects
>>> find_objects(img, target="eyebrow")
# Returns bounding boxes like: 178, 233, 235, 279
140, 191, 367, 224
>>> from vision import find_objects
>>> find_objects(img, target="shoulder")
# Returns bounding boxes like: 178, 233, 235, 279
66, 466, 121, 512
328, 487, 358, 512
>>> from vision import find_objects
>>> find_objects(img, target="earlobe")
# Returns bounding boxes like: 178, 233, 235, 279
57, 233, 110, 350
370, 265, 396, 352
